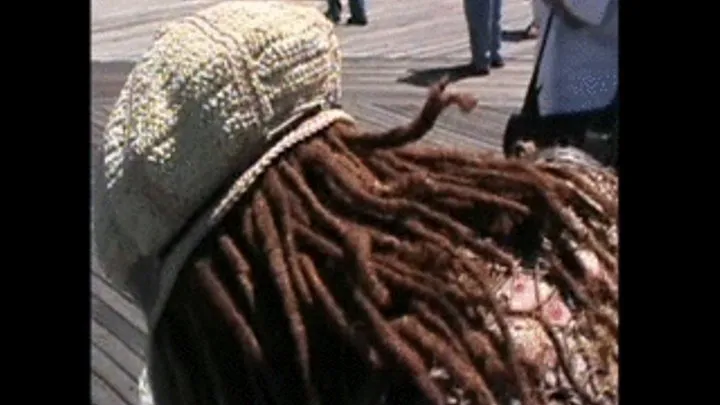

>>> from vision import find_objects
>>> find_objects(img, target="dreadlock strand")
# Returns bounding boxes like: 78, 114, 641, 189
465, 262, 539, 405
341, 227, 392, 308
377, 149, 434, 177
192, 260, 289, 405
242, 203, 260, 251
284, 180, 313, 228
406, 156, 559, 197
278, 160, 352, 239
251, 191, 318, 405
351, 288, 447, 405
303, 141, 518, 271
409, 204, 518, 267
363, 153, 411, 181
543, 165, 617, 218
385, 171, 531, 217
217, 235, 256, 312
555, 218, 617, 276
545, 254, 618, 338
394, 145, 492, 168
405, 252, 521, 384
557, 236, 617, 297
372, 258, 508, 377
325, 128, 367, 168
264, 168, 315, 306
294, 222, 344, 259
297, 253, 383, 368
339, 80, 476, 150
283, 150, 392, 309
394, 316, 500, 405
535, 315, 603, 405
318, 135, 381, 188
182, 292, 267, 405
304, 145, 520, 268
377, 151, 489, 192
540, 197, 616, 272
374, 255, 475, 304
410, 301, 470, 361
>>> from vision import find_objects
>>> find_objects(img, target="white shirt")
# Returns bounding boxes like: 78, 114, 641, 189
535, 0, 618, 116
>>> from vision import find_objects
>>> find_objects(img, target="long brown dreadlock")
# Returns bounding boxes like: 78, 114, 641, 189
149, 80, 618, 405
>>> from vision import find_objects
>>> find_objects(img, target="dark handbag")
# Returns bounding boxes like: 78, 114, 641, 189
581, 93, 618, 167
503, 14, 619, 166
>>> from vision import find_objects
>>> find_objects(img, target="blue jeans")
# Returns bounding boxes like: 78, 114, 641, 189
327, 0, 368, 21
464, 0, 502, 68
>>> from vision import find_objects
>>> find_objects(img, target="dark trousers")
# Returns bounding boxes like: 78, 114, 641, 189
464, 0, 502, 68
327, 0, 368, 21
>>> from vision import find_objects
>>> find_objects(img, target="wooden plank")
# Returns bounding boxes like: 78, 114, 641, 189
91, 372, 127, 405
91, 345, 139, 405
92, 0, 535, 61
92, 0, 324, 60
336, 0, 532, 59
91, 294, 147, 360
92, 320, 146, 379
91, 274, 148, 335
91, 261, 138, 304
91, 61, 132, 99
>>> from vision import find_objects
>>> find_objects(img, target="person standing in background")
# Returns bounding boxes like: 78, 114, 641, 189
326, 0, 368, 25
524, 0, 547, 39
464, 0, 504, 76
502, 0, 618, 166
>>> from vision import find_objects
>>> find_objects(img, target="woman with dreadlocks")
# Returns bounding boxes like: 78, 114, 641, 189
95, 2, 618, 405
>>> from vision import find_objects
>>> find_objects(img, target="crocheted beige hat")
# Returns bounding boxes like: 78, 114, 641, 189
94, 1, 355, 332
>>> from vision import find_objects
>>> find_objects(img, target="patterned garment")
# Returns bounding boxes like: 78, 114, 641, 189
427, 252, 618, 405
492, 271, 617, 405
536, 0, 618, 116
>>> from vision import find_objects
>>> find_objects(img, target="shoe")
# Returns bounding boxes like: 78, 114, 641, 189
524, 22, 540, 39
462, 64, 490, 76
490, 57, 505, 68
347, 17, 368, 26
324, 11, 339, 24
473, 67, 491, 76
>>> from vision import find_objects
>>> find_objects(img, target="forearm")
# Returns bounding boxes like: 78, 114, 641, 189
347, 79, 477, 149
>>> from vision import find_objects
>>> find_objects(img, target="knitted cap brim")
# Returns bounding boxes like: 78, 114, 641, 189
143, 108, 355, 336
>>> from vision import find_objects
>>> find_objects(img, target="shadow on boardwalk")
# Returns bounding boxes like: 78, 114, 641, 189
398, 64, 479, 88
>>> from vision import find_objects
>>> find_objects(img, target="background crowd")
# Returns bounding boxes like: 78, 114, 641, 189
324, 0, 618, 122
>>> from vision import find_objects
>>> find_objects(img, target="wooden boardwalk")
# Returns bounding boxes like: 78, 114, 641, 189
90, 1, 538, 404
